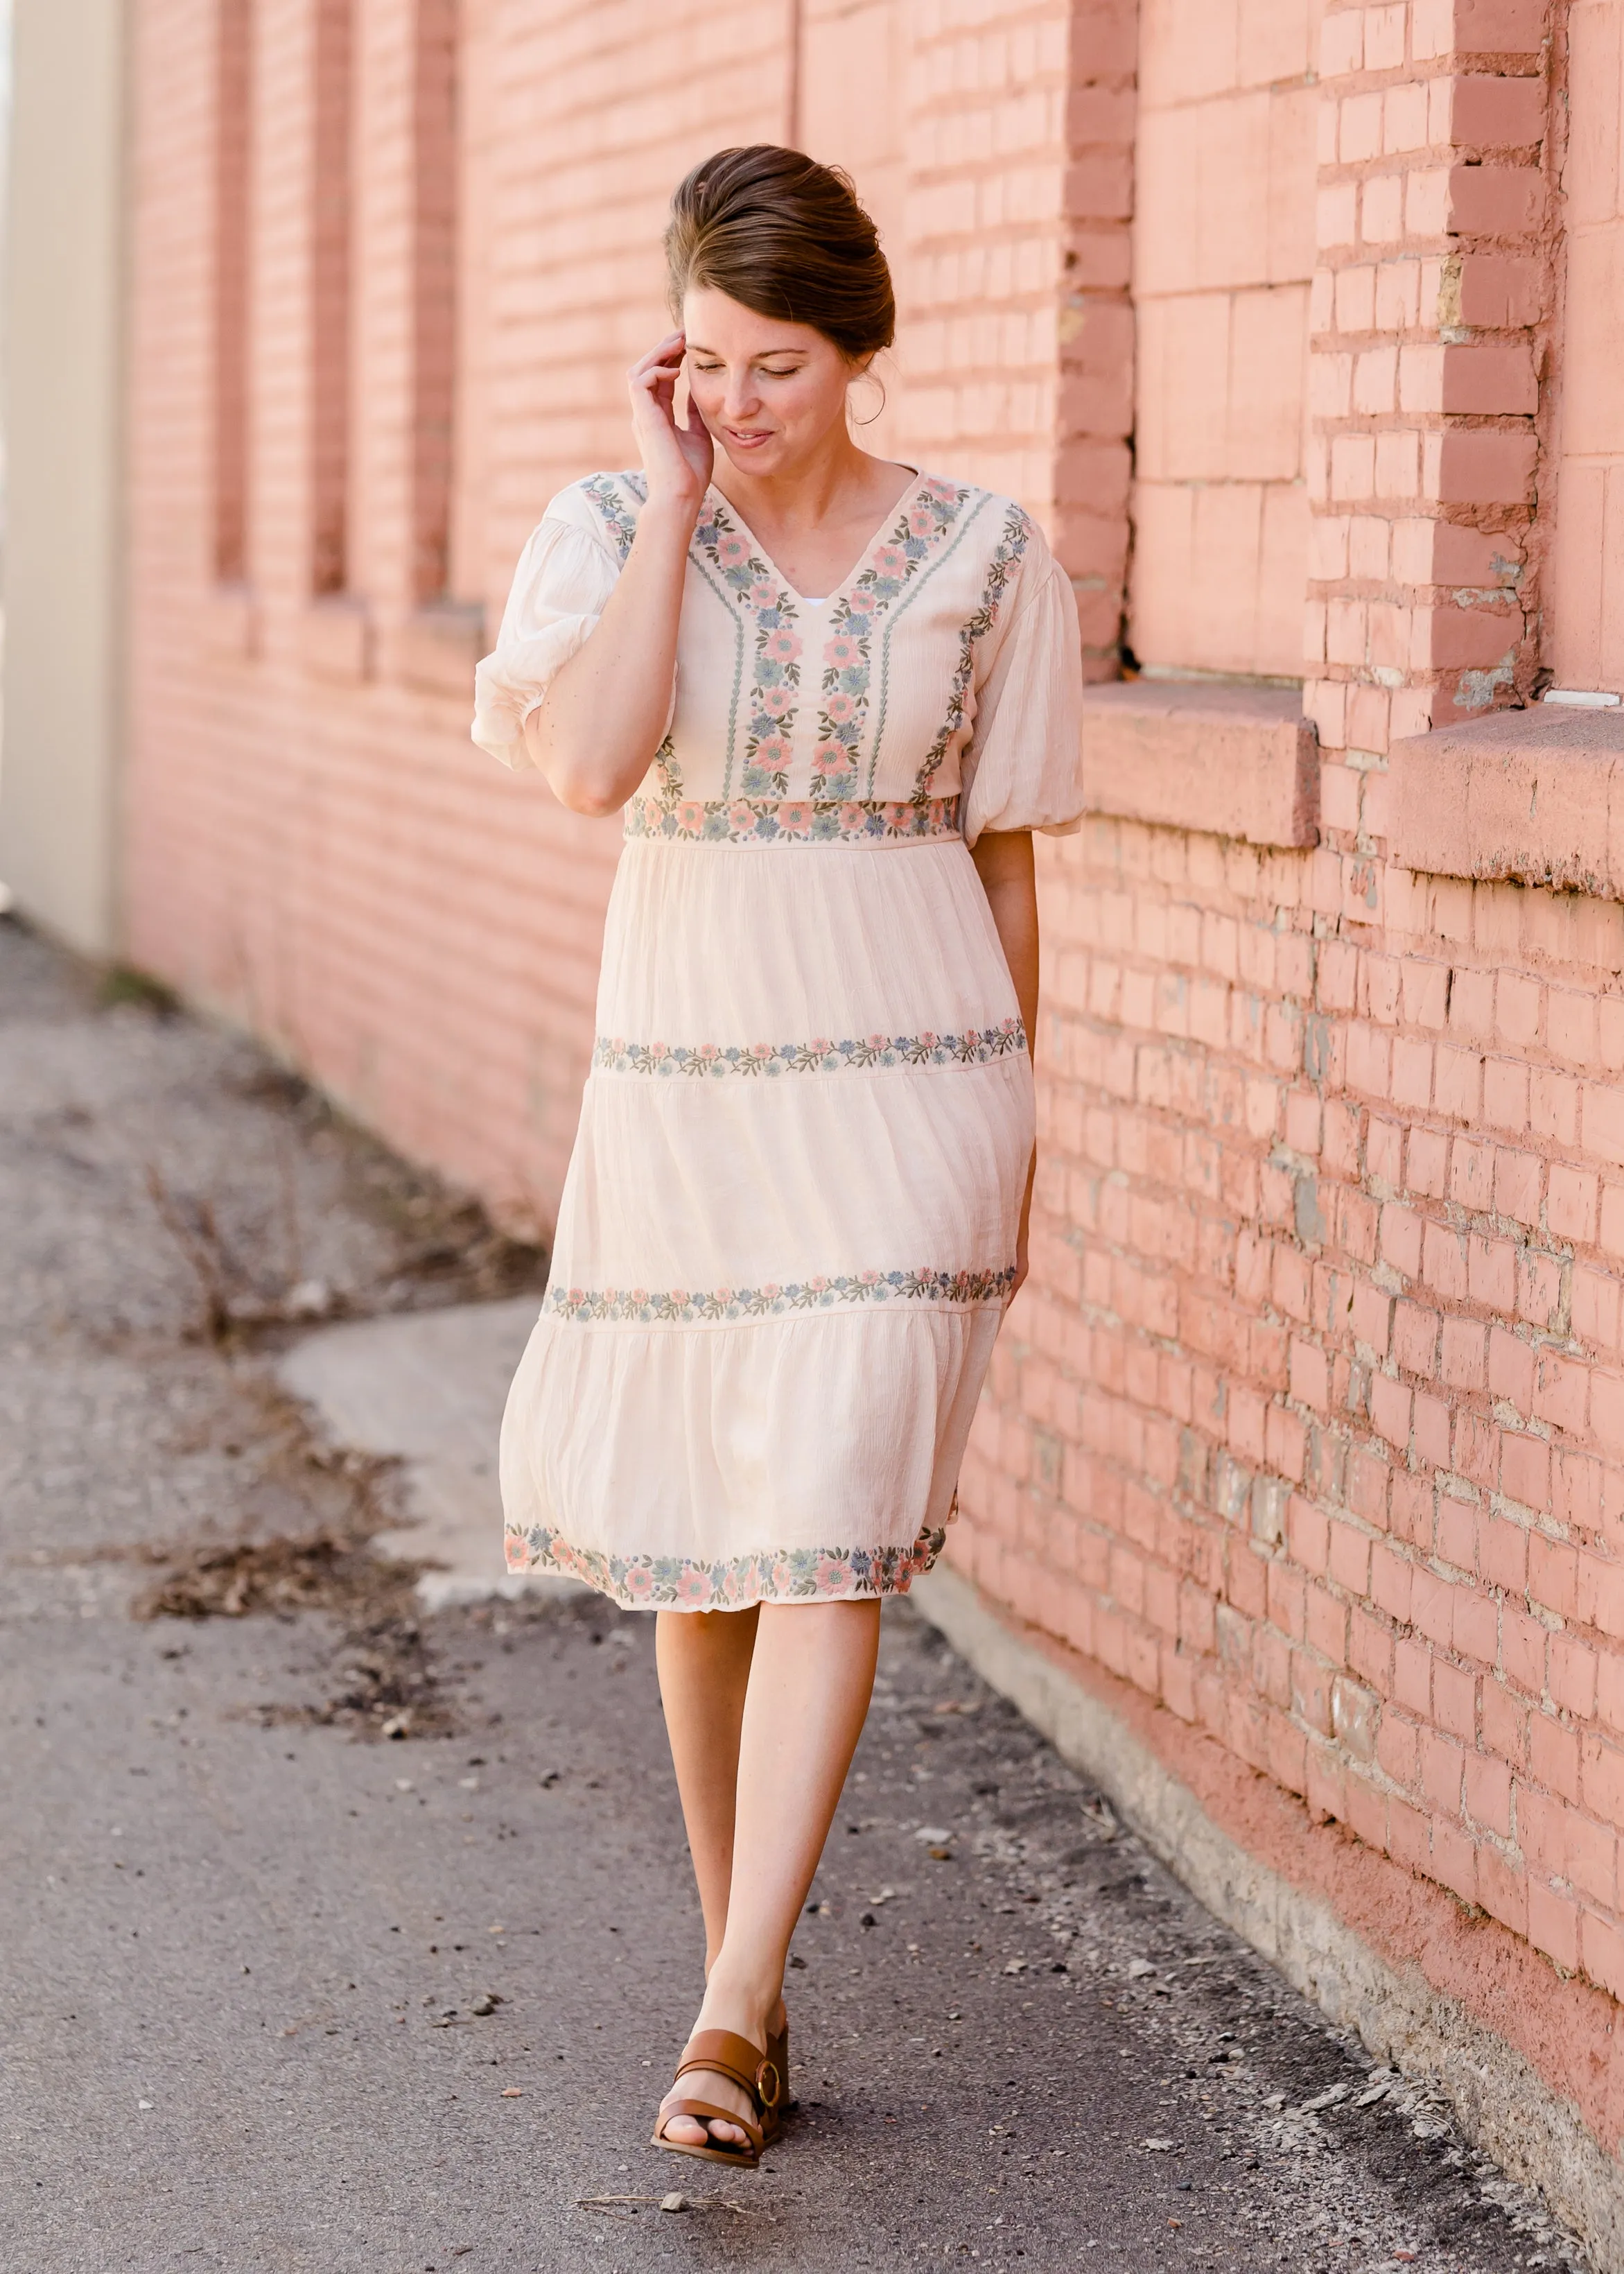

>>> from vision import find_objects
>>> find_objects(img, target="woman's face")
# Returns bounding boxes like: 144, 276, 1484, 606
681, 288, 859, 479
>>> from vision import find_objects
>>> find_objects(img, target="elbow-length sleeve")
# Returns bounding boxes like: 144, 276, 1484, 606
960, 524, 1085, 846
471, 505, 622, 767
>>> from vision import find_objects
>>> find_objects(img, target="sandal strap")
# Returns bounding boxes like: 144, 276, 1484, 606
656, 2096, 764, 2154
673, 2028, 782, 2112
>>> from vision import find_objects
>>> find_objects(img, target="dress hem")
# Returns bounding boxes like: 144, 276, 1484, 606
503, 1516, 951, 1611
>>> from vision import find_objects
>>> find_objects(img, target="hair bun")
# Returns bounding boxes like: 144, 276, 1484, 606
665, 145, 895, 364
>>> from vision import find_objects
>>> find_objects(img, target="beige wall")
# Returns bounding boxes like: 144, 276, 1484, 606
0, 0, 128, 954
1128, 0, 1320, 678
1550, 0, 1624, 693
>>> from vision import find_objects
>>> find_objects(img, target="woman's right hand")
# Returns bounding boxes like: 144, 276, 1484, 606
628, 331, 713, 514
532, 336, 709, 815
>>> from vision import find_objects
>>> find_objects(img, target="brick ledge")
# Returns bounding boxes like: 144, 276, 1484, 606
1081, 680, 1319, 850
1394, 706, 1624, 898
913, 1561, 1624, 2265
392, 600, 486, 697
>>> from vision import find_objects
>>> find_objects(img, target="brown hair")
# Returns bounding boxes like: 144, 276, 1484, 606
665, 146, 895, 365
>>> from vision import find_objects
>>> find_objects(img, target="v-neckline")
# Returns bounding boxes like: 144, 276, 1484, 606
704, 468, 923, 609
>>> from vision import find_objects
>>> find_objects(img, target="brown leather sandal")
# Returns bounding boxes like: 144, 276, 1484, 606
766, 2013, 794, 2129
652, 2028, 783, 2167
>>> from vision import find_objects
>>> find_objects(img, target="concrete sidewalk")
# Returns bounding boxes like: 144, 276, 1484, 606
0, 919, 1590, 2273
276, 1296, 570, 1608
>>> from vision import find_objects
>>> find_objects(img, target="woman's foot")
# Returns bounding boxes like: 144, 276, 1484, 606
656, 1990, 781, 2151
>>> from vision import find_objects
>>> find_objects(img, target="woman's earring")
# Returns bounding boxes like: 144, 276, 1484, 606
849, 369, 887, 428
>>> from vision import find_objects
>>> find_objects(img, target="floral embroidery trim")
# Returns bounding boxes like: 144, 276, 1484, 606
813, 478, 967, 800
545, 1267, 1015, 1326
505, 1522, 948, 1608
914, 501, 1033, 802
580, 473, 640, 566
692, 498, 801, 797
623, 794, 961, 844
866, 490, 994, 792
647, 740, 684, 803
591, 1019, 1027, 1078
582, 472, 1026, 819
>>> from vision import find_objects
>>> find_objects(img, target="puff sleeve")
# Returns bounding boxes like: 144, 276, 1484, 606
470, 505, 622, 768
960, 522, 1085, 847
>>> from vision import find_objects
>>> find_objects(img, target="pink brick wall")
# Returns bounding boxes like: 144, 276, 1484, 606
122, 0, 1624, 2172
953, 0, 1624, 2160
962, 817, 1624, 2009
126, 0, 798, 1227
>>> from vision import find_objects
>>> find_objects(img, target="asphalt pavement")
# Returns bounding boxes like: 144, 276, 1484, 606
0, 919, 1592, 2274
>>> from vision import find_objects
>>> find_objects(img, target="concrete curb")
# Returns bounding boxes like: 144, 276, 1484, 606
912, 1563, 1624, 2273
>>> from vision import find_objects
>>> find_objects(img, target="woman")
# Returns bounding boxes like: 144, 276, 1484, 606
472, 145, 1083, 2165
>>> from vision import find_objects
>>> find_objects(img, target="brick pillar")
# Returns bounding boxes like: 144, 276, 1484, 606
1305, 0, 1556, 844
250, 0, 324, 626
214, 0, 253, 587
900, 0, 1136, 675
1056, 0, 1137, 679
311, 0, 355, 598
410, 0, 459, 607
350, 0, 419, 629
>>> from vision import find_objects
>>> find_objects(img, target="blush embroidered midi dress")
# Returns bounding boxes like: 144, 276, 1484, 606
471, 469, 1084, 1611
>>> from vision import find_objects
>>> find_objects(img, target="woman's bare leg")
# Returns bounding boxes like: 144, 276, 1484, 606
656, 1605, 760, 1967
656, 1598, 881, 2149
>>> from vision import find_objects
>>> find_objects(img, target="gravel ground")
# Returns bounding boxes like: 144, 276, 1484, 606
0, 917, 1594, 2273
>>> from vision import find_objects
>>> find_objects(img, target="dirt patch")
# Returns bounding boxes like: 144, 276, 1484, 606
107, 1377, 455, 1738
298, 1611, 444, 1734
135, 1529, 452, 1739
97, 963, 182, 1016
137, 1527, 418, 1622
227, 1058, 548, 1313
379, 1195, 546, 1307
50, 982, 554, 1350
143, 1140, 545, 1347
143, 1157, 337, 1344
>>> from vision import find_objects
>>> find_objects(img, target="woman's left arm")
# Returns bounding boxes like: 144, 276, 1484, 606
970, 828, 1039, 1299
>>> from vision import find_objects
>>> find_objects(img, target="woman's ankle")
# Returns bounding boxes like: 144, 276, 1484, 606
697, 1965, 778, 2043
703, 1955, 783, 2024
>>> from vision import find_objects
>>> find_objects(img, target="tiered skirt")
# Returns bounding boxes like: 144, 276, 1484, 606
500, 825, 1033, 1609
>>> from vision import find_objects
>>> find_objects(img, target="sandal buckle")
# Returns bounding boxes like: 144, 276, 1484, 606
756, 2057, 782, 2110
